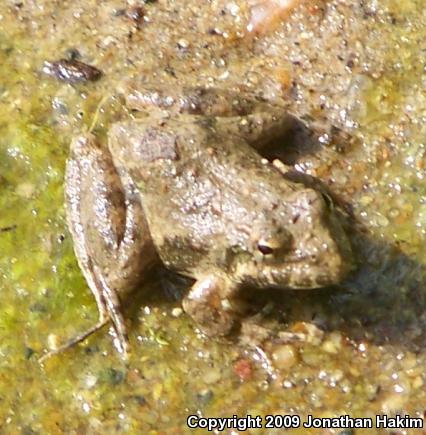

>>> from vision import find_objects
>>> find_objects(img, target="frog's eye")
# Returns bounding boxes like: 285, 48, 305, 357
257, 236, 283, 256
257, 242, 274, 255
256, 231, 292, 256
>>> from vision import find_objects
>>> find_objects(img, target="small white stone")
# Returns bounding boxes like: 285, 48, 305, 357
271, 344, 298, 370
47, 334, 59, 351
394, 384, 404, 393
221, 299, 232, 310
177, 39, 189, 49
171, 307, 183, 317
283, 380, 293, 388
227, 3, 240, 16
358, 342, 367, 352
85, 374, 98, 389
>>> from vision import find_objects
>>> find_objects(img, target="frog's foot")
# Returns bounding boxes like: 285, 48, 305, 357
124, 85, 296, 153
125, 85, 277, 116
38, 271, 130, 363
94, 268, 130, 356
182, 275, 238, 336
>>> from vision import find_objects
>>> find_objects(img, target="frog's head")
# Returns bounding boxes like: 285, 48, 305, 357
231, 188, 354, 290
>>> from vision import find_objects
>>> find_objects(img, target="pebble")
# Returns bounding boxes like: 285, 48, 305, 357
318, 369, 344, 386
171, 307, 183, 317
321, 332, 343, 354
64, 47, 81, 60
380, 392, 407, 413
226, 3, 240, 16
293, 322, 324, 345
106, 368, 125, 385
47, 333, 59, 351
177, 39, 189, 50
271, 344, 298, 370
388, 207, 400, 218
412, 376, 423, 389
359, 195, 373, 206
233, 358, 253, 381
125, 6, 145, 24
369, 211, 389, 227
84, 374, 98, 389
203, 368, 221, 384
196, 389, 214, 406
43, 59, 102, 84
24, 347, 34, 360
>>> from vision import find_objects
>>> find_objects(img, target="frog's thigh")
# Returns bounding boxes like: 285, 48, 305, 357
125, 85, 283, 118
65, 135, 109, 323
125, 86, 249, 115
182, 275, 238, 336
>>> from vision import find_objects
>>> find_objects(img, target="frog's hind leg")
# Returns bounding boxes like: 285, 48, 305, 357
125, 85, 285, 118
62, 134, 130, 355
123, 85, 296, 152
62, 134, 155, 357
216, 111, 297, 153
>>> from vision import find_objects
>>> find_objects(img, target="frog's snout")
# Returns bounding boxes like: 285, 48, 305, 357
283, 188, 353, 288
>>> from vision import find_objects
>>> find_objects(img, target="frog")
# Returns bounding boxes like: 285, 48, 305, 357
55, 86, 354, 358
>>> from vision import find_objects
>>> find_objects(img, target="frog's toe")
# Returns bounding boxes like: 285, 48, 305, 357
97, 273, 130, 356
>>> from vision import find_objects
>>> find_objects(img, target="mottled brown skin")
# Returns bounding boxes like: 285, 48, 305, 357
64, 88, 353, 356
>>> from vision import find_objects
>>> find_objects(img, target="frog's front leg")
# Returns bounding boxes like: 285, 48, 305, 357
182, 275, 239, 336
64, 134, 156, 356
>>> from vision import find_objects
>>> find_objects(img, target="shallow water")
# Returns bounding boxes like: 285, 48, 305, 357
0, 0, 425, 433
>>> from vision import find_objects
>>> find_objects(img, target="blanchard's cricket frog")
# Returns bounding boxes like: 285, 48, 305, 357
61, 86, 353, 356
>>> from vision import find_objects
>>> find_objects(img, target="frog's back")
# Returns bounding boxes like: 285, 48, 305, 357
109, 116, 299, 272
